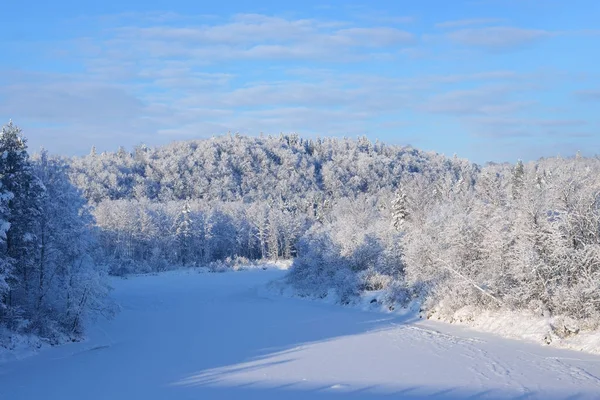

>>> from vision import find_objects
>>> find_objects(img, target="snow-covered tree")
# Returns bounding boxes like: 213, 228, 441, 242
391, 187, 409, 231
0, 181, 13, 316
0, 121, 44, 323
30, 150, 113, 339
1, 122, 113, 345
175, 201, 193, 265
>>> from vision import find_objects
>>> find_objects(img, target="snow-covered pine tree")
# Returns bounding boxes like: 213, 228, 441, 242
0, 122, 113, 344
0, 121, 44, 324
391, 187, 409, 231
511, 159, 525, 200
0, 181, 14, 317
175, 201, 193, 265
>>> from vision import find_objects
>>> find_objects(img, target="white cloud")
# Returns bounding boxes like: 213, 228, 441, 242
464, 117, 590, 138
435, 18, 505, 29
334, 27, 414, 47
420, 85, 534, 115
447, 27, 554, 50
0, 79, 143, 124
575, 90, 600, 102
107, 14, 414, 63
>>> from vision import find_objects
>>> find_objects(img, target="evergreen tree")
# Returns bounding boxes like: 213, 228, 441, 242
0, 181, 13, 316
512, 159, 525, 200
175, 201, 193, 265
0, 123, 112, 344
0, 121, 44, 313
391, 187, 409, 231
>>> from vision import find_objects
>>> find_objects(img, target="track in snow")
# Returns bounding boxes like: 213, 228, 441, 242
1, 269, 600, 399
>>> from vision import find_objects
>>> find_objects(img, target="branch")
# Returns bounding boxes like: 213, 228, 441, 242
434, 257, 505, 306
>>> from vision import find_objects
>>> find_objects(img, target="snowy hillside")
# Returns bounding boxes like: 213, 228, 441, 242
2, 270, 600, 400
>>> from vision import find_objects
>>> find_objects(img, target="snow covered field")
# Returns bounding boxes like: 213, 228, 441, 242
1, 269, 600, 400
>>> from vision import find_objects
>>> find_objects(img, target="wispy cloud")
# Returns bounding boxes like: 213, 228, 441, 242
107, 14, 415, 63
355, 13, 415, 25
420, 85, 535, 115
413, 71, 519, 86
575, 90, 600, 102
465, 117, 590, 138
0, 76, 143, 125
447, 26, 554, 51
435, 18, 504, 29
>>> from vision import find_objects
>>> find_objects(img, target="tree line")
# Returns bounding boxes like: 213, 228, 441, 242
69, 133, 452, 273
1, 122, 113, 348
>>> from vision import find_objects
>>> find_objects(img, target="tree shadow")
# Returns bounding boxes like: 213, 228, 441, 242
155, 273, 541, 399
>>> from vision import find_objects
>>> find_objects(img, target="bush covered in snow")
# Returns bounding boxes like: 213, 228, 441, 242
287, 194, 404, 304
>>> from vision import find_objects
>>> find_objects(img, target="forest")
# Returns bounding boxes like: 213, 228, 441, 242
2, 120, 600, 348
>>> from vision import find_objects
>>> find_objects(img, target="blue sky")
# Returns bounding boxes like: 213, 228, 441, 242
1, 0, 598, 163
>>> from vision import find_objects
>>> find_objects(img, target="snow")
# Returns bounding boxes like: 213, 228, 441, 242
268, 279, 600, 356
2, 269, 600, 399
0, 329, 47, 365
425, 306, 600, 355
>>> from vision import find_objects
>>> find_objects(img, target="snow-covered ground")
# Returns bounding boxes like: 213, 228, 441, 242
267, 280, 600, 355
1, 270, 600, 399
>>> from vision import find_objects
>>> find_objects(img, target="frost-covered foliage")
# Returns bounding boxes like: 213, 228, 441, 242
69, 134, 451, 273
286, 157, 476, 305
287, 194, 405, 303
286, 228, 359, 304
62, 129, 600, 326
287, 151, 600, 326
93, 198, 311, 274
0, 122, 113, 348
69, 134, 439, 204
0, 182, 12, 310
402, 156, 600, 325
